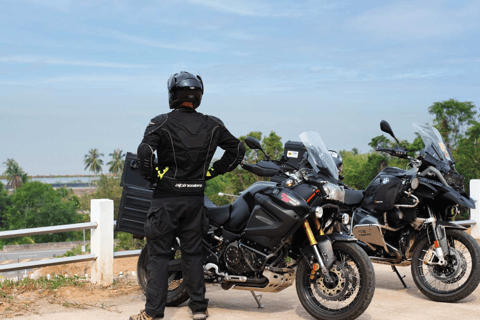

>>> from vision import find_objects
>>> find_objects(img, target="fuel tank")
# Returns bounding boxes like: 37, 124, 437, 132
361, 167, 407, 216
243, 187, 309, 248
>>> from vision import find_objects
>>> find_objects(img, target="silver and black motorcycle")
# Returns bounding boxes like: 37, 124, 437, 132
328, 121, 480, 302
118, 131, 376, 320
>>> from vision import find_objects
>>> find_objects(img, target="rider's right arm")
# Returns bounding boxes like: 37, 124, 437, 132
207, 116, 245, 177
137, 114, 167, 182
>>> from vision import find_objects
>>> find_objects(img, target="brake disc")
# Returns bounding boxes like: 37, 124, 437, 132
314, 263, 349, 301
428, 247, 467, 284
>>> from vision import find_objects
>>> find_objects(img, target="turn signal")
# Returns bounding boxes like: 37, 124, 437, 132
342, 213, 350, 225
411, 177, 419, 190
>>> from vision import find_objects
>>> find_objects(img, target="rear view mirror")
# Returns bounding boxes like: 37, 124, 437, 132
380, 120, 400, 144
245, 136, 262, 150
244, 136, 270, 160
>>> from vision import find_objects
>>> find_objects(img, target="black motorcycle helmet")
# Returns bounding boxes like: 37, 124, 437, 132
329, 150, 344, 174
167, 71, 204, 109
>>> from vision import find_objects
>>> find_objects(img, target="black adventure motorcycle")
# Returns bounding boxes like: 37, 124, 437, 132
117, 131, 375, 320
326, 121, 480, 302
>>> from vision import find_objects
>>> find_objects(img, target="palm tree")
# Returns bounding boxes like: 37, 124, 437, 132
84, 149, 104, 175
107, 149, 125, 175
2, 158, 28, 190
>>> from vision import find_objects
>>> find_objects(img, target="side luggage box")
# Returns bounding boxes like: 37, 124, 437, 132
115, 152, 153, 237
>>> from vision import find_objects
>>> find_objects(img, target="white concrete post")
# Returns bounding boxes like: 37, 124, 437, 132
470, 180, 480, 239
90, 199, 114, 285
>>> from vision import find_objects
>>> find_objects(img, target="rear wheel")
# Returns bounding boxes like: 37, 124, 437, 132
296, 242, 375, 320
411, 229, 480, 302
137, 245, 189, 306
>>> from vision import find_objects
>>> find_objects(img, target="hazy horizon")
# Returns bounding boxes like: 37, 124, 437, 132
1, 0, 479, 175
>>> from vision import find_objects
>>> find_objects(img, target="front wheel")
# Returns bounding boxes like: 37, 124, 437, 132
296, 242, 375, 320
411, 229, 480, 302
137, 245, 189, 306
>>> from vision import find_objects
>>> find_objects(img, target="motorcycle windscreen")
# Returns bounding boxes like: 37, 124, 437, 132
299, 131, 338, 181
413, 123, 453, 164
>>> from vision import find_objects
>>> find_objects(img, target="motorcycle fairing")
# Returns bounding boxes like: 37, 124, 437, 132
418, 177, 475, 208
243, 188, 308, 248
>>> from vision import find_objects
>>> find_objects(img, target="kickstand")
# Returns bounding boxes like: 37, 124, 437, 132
250, 291, 264, 308
391, 266, 409, 289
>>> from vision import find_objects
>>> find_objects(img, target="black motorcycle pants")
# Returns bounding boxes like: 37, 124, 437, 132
144, 196, 208, 318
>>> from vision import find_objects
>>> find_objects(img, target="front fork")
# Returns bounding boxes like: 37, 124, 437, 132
303, 218, 334, 282
425, 207, 449, 266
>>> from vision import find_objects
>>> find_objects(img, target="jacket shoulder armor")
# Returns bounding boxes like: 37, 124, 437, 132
144, 114, 168, 136
207, 115, 225, 126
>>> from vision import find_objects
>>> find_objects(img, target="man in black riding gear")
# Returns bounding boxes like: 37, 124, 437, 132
130, 71, 245, 320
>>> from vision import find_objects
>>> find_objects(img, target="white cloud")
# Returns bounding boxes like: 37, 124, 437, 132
0, 56, 151, 68
15, 0, 76, 12
107, 30, 214, 52
350, 0, 480, 39
391, 68, 463, 80
184, 0, 271, 17
227, 31, 257, 41
184, 0, 341, 18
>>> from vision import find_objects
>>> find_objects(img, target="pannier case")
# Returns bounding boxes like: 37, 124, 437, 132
116, 152, 153, 236
282, 140, 307, 168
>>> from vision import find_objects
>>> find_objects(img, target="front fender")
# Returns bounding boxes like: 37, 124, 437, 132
325, 233, 357, 243
301, 235, 335, 270
437, 220, 467, 230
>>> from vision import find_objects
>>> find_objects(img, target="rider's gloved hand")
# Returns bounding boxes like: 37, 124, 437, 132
205, 168, 218, 181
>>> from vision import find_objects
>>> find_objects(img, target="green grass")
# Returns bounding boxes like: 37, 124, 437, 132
0, 275, 86, 293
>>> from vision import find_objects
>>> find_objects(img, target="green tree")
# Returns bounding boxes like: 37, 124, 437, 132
262, 131, 284, 160
368, 135, 391, 151
107, 149, 125, 175
84, 149, 104, 175
2, 182, 80, 244
2, 159, 28, 191
0, 182, 11, 229
78, 175, 123, 218
428, 99, 478, 149
455, 122, 480, 190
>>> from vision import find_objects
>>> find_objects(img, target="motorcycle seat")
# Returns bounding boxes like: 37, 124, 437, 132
205, 196, 232, 225
344, 189, 364, 205
204, 196, 231, 225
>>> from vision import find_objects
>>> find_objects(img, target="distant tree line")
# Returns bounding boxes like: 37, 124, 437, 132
1, 98, 478, 247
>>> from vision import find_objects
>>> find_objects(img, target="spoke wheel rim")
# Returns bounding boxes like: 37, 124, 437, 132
417, 238, 473, 293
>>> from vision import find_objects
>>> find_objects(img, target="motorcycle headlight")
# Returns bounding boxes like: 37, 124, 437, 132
315, 206, 323, 219
323, 183, 345, 202
411, 177, 419, 190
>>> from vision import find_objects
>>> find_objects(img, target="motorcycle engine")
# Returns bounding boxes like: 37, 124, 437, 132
225, 242, 256, 274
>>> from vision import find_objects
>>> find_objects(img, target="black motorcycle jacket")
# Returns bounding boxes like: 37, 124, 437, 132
137, 106, 245, 198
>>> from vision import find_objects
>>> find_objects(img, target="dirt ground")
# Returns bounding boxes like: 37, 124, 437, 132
30, 257, 138, 278
0, 257, 140, 318
2, 257, 480, 320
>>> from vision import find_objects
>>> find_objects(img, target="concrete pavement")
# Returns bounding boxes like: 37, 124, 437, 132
14, 264, 480, 320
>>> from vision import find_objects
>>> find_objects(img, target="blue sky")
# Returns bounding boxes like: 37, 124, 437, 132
1, 0, 479, 175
